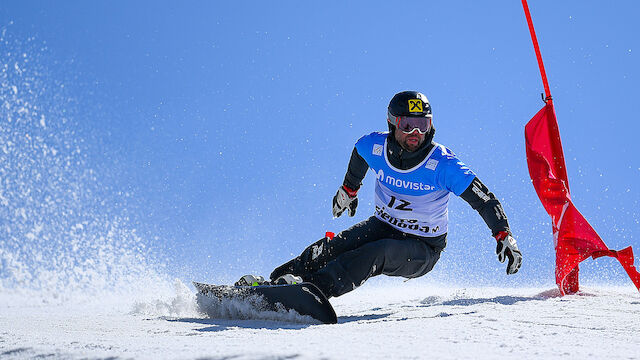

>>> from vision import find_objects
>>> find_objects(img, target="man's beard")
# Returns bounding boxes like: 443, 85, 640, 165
402, 135, 423, 152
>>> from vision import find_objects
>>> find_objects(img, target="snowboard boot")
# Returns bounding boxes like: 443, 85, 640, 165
273, 274, 303, 285
234, 274, 269, 286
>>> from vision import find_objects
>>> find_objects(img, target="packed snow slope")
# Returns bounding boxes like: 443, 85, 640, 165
1, 284, 639, 359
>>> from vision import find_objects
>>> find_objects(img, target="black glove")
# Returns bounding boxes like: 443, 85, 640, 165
332, 185, 358, 218
495, 231, 522, 275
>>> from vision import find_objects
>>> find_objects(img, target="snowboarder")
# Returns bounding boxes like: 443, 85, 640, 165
241, 90, 522, 298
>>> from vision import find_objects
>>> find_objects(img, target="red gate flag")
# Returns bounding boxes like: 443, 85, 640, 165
525, 102, 640, 294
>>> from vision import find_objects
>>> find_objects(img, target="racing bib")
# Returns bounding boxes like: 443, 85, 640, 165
355, 132, 476, 237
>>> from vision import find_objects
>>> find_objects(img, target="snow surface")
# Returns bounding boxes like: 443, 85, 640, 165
2, 283, 639, 359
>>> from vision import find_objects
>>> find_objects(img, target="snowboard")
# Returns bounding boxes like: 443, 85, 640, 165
193, 281, 337, 324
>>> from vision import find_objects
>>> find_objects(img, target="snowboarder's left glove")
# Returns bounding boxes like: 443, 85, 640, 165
495, 231, 522, 275
332, 185, 358, 218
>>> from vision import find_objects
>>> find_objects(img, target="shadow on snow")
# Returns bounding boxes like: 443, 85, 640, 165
165, 317, 317, 331
417, 288, 563, 308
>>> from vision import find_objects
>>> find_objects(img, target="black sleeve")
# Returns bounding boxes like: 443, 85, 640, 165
460, 177, 510, 237
342, 147, 369, 191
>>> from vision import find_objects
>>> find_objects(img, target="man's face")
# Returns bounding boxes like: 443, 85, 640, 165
394, 128, 426, 152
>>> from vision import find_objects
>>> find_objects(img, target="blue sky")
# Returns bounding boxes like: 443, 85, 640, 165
2, 1, 638, 288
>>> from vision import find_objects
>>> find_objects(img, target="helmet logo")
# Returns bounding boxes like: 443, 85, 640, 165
408, 99, 423, 113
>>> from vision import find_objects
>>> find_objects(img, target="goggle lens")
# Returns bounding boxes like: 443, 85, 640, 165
397, 116, 432, 134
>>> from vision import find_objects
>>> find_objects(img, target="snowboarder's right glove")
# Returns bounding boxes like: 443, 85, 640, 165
495, 231, 522, 275
332, 185, 358, 218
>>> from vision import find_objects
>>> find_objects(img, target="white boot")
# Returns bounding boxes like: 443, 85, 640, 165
235, 274, 268, 286
273, 274, 303, 285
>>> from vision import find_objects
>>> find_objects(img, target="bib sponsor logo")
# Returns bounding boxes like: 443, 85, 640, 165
375, 206, 439, 234
372, 144, 383, 156
425, 159, 439, 170
376, 169, 435, 191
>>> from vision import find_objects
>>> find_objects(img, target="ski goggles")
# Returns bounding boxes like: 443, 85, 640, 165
388, 111, 432, 134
